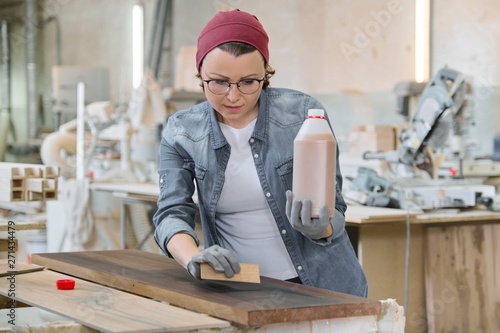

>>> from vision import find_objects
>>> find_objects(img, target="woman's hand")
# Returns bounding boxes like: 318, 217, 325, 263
187, 245, 241, 279
285, 190, 333, 240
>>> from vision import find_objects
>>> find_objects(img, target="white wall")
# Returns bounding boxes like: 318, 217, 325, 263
170, 0, 415, 94
2, 0, 500, 156
39, 0, 158, 125
432, 0, 500, 155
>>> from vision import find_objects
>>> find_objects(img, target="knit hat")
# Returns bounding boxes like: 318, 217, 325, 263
196, 9, 269, 72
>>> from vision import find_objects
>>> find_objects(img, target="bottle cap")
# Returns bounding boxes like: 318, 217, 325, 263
307, 109, 325, 119
56, 279, 75, 290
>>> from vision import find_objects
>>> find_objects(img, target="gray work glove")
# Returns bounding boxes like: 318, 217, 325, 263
285, 190, 331, 240
187, 245, 241, 279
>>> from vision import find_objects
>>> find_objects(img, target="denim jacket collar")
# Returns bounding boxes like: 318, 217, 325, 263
208, 88, 270, 147
208, 102, 227, 149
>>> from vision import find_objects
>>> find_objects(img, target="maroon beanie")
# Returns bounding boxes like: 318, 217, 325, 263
196, 9, 269, 72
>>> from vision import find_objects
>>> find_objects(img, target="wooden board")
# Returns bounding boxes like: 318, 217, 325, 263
0, 260, 45, 277
0, 163, 59, 202
91, 182, 159, 197
0, 269, 229, 333
345, 205, 420, 224
416, 209, 500, 224
33, 249, 381, 326
0, 219, 46, 231
0, 162, 59, 178
200, 262, 260, 283
424, 224, 500, 333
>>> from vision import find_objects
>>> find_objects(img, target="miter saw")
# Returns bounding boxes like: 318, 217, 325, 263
347, 66, 496, 211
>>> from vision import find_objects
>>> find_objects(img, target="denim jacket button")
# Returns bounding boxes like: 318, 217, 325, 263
297, 265, 303, 271
281, 229, 286, 234
253, 153, 259, 158
250, 138, 255, 143
266, 192, 271, 197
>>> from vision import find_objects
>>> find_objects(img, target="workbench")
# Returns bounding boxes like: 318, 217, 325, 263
0, 251, 405, 332
345, 204, 500, 333
87, 182, 500, 332
90, 182, 160, 250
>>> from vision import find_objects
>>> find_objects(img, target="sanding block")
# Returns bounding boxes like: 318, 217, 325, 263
200, 263, 260, 283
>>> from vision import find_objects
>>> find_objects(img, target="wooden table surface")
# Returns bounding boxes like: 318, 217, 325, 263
33, 249, 381, 327
91, 182, 159, 197
345, 204, 500, 225
90, 182, 500, 226
0, 265, 229, 332
345, 205, 420, 224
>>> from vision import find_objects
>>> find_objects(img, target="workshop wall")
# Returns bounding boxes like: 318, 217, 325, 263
38, 0, 158, 128
432, 0, 500, 157
170, 0, 416, 93
3, 0, 500, 157
0, 0, 157, 147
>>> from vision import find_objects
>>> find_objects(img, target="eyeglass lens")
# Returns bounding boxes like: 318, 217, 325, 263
207, 79, 261, 95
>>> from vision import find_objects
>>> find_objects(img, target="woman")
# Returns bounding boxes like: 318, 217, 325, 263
153, 9, 367, 297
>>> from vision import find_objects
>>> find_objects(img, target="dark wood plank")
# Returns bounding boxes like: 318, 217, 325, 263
33, 249, 380, 326
0, 260, 45, 277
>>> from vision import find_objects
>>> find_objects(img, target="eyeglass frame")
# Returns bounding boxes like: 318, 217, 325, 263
201, 77, 266, 95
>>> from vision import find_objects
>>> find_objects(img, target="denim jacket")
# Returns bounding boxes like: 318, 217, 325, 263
153, 87, 367, 297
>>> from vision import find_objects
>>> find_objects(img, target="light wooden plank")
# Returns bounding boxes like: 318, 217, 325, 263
113, 191, 158, 203
346, 205, 420, 224
0, 178, 24, 190
26, 178, 57, 192
0, 220, 46, 232
32, 250, 381, 326
0, 165, 25, 179
0, 269, 230, 333
416, 209, 500, 224
425, 224, 500, 333
91, 182, 159, 197
0, 201, 44, 214
0, 239, 17, 254
0, 189, 24, 202
0, 260, 45, 277
201, 263, 260, 283
0, 162, 59, 178
26, 190, 57, 201
41, 165, 60, 178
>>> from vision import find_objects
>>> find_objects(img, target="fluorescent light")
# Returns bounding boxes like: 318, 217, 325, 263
415, 0, 430, 83
132, 4, 144, 89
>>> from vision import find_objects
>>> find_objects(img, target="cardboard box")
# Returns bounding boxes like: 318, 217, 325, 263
346, 125, 396, 154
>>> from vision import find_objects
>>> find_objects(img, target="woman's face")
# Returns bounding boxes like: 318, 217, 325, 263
200, 48, 266, 129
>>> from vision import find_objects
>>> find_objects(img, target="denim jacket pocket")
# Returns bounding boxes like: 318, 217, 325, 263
276, 157, 294, 190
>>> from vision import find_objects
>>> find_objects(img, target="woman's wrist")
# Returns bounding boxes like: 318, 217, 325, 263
321, 224, 333, 239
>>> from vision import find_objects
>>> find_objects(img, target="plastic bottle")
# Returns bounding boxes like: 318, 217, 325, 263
292, 109, 336, 218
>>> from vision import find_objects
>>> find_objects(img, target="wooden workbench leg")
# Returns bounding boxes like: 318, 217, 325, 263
424, 223, 500, 333
357, 223, 426, 333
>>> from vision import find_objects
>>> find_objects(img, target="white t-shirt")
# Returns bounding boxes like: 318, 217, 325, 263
216, 120, 297, 280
